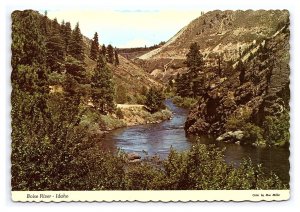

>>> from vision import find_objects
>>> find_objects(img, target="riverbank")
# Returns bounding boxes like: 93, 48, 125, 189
95, 104, 172, 135
118, 104, 172, 126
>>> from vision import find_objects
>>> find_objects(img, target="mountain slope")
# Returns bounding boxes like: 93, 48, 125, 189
136, 10, 289, 82
185, 22, 290, 144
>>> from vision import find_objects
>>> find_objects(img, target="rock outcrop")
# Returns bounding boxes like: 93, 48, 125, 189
185, 22, 290, 136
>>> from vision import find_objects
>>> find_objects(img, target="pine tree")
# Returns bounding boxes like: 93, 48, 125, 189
11, 10, 47, 71
91, 55, 115, 114
186, 42, 204, 77
114, 48, 120, 65
101, 44, 106, 57
45, 19, 65, 72
107, 44, 114, 63
90, 32, 100, 61
64, 22, 72, 53
145, 87, 164, 113
175, 42, 205, 98
69, 22, 85, 61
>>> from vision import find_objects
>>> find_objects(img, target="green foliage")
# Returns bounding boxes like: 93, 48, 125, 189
173, 95, 197, 109
175, 42, 205, 98
116, 108, 124, 119
161, 144, 286, 190
186, 42, 204, 75
45, 23, 65, 72
101, 44, 106, 56
263, 111, 290, 146
243, 123, 265, 146
225, 110, 265, 146
225, 109, 290, 147
64, 22, 72, 53
115, 84, 128, 104
65, 56, 87, 83
91, 56, 115, 114
90, 32, 100, 61
10, 10, 288, 192
69, 22, 85, 61
145, 87, 164, 113
107, 44, 114, 64
11, 10, 47, 70
99, 114, 126, 130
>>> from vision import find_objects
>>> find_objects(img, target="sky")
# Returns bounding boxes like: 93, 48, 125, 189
46, 10, 203, 48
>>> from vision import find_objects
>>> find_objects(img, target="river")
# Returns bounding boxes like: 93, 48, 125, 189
102, 99, 290, 183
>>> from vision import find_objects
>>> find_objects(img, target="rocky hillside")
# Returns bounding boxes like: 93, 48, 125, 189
185, 23, 290, 141
135, 10, 289, 83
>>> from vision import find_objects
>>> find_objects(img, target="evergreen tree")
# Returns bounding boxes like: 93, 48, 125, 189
69, 22, 85, 61
175, 73, 192, 97
45, 20, 65, 72
114, 48, 120, 65
101, 44, 107, 57
90, 32, 100, 61
64, 22, 72, 53
11, 10, 47, 71
186, 42, 204, 77
91, 55, 115, 114
145, 87, 164, 113
237, 60, 246, 84
107, 44, 114, 63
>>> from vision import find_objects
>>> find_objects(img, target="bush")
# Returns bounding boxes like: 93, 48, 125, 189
263, 111, 290, 146
172, 96, 197, 109
116, 108, 124, 119
243, 123, 265, 146
145, 87, 165, 113
225, 110, 266, 146
99, 114, 126, 130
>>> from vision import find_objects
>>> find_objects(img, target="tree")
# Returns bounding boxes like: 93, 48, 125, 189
236, 60, 246, 84
107, 44, 114, 63
114, 48, 120, 65
175, 42, 205, 98
91, 55, 115, 114
64, 22, 72, 53
186, 42, 204, 77
90, 32, 100, 61
69, 22, 85, 61
101, 44, 106, 57
45, 20, 65, 72
11, 10, 47, 71
145, 87, 164, 113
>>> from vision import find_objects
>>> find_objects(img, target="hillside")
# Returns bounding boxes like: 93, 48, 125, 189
185, 22, 290, 146
84, 46, 162, 104
135, 10, 289, 83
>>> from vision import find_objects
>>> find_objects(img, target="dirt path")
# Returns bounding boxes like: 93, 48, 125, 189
117, 104, 145, 109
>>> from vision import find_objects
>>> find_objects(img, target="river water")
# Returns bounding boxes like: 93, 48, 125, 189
102, 99, 290, 183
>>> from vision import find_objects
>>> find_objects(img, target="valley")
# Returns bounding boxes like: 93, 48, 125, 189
11, 9, 290, 191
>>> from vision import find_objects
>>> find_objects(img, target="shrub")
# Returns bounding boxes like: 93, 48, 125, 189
225, 110, 265, 146
145, 87, 164, 113
172, 96, 197, 109
99, 114, 126, 130
243, 123, 265, 146
116, 108, 124, 119
263, 111, 290, 146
